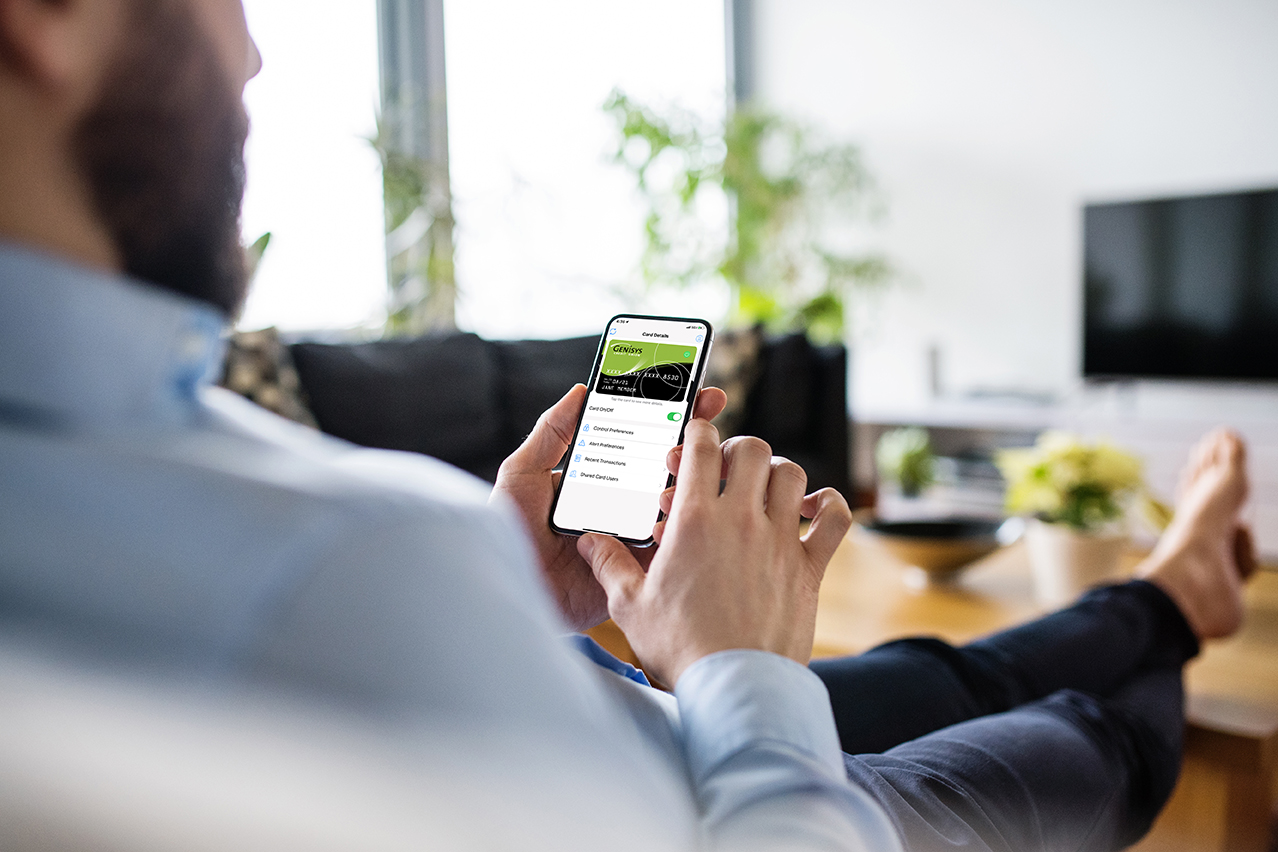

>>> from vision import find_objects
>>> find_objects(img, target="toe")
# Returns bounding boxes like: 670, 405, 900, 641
1223, 430, 1247, 469
1190, 432, 1219, 478
1205, 429, 1231, 468
1179, 431, 1222, 498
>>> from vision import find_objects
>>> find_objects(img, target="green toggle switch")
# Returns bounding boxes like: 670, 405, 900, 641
667, 412, 682, 422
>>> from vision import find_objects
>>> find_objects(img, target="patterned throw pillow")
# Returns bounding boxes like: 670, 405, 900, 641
220, 328, 319, 428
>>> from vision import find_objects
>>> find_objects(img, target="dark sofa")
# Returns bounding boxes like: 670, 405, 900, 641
284, 332, 852, 496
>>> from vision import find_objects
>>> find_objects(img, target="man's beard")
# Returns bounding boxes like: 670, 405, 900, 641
74, 0, 250, 318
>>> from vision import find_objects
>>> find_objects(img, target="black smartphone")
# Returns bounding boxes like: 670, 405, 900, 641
550, 313, 715, 545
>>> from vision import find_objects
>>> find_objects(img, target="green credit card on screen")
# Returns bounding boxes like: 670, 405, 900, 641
596, 339, 698, 402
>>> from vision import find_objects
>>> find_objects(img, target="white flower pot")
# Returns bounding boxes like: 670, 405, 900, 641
1024, 520, 1129, 607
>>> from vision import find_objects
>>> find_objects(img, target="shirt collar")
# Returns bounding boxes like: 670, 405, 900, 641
0, 242, 228, 427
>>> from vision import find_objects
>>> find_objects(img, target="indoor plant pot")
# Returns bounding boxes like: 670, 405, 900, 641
1024, 519, 1128, 607
997, 432, 1161, 608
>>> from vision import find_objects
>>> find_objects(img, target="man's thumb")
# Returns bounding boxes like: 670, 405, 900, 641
578, 534, 643, 605
511, 384, 586, 472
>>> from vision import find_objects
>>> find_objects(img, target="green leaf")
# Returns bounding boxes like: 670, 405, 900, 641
245, 232, 272, 281
603, 89, 893, 340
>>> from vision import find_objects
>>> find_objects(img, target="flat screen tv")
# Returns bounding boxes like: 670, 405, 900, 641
1083, 186, 1278, 381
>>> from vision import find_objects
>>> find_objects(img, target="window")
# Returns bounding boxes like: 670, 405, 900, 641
236, 0, 727, 339
444, 0, 728, 339
237, 0, 387, 332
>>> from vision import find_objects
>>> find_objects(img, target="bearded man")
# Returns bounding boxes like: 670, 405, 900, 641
0, 2, 1258, 850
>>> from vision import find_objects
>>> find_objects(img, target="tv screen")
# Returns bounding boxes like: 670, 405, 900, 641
1083, 187, 1278, 381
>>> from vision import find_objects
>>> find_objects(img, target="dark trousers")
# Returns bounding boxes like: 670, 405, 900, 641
810, 580, 1199, 852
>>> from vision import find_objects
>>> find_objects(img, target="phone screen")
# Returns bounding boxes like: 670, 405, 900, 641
550, 314, 713, 543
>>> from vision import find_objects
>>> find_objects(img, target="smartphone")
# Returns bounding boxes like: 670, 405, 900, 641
550, 313, 715, 545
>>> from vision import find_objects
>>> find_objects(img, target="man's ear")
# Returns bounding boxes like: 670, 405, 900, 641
0, 0, 117, 88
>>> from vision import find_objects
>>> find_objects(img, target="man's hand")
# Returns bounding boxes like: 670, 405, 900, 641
577, 421, 853, 686
491, 384, 727, 632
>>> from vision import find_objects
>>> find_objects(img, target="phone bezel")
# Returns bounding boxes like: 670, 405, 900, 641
548, 312, 715, 546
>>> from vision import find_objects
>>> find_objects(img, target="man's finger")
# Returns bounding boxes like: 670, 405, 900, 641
721, 436, 773, 503
693, 387, 728, 422
671, 419, 723, 508
665, 387, 726, 475
504, 384, 586, 474
766, 457, 807, 521
800, 488, 853, 566
579, 534, 645, 612
658, 485, 676, 515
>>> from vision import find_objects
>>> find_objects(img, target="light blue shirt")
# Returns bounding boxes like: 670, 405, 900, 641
0, 244, 900, 851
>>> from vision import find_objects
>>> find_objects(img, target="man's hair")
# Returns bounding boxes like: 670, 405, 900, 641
74, 0, 250, 316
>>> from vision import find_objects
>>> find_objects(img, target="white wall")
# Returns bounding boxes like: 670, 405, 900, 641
752, 0, 1278, 416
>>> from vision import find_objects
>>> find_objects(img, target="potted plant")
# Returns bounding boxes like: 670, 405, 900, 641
996, 432, 1168, 605
875, 426, 936, 499
603, 90, 891, 343
369, 110, 457, 336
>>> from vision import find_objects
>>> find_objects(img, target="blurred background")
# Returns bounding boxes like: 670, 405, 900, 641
229, 0, 1278, 555
238, 0, 728, 338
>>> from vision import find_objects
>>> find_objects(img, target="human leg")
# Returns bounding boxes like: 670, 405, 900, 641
810, 580, 1196, 755
819, 430, 1254, 849
843, 666, 1185, 852
813, 429, 1251, 756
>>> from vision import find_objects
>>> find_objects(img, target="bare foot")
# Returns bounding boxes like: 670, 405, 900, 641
1137, 429, 1253, 639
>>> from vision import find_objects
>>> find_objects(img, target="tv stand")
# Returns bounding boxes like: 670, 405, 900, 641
853, 379, 1278, 558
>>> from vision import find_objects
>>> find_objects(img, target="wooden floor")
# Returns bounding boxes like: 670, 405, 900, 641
587, 531, 1278, 852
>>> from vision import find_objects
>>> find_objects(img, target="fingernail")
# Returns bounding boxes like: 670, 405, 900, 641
578, 535, 595, 560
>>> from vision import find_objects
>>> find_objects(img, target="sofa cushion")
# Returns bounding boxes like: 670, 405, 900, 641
492, 336, 599, 453
290, 334, 503, 469
737, 334, 850, 495
742, 333, 816, 447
